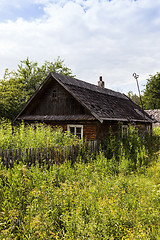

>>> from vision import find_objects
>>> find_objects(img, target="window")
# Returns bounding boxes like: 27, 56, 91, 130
67, 125, 83, 138
52, 90, 57, 99
147, 125, 151, 134
122, 125, 128, 137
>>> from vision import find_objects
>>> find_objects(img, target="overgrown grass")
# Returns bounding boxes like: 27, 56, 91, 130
101, 126, 160, 174
0, 122, 160, 239
0, 119, 81, 150
0, 155, 160, 239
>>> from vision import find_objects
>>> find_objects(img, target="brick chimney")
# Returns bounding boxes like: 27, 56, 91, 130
98, 76, 105, 89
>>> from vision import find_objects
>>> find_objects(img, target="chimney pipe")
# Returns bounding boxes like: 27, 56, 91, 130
98, 76, 104, 88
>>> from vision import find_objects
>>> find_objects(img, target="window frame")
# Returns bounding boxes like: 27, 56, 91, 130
67, 124, 83, 138
122, 125, 128, 137
147, 125, 151, 134
51, 89, 57, 100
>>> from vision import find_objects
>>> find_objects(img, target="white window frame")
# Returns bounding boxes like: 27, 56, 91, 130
67, 125, 83, 138
122, 125, 128, 137
147, 125, 151, 134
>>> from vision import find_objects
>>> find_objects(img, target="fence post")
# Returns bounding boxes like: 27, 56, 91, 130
14, 149, 17, 165
26, 149, 29, 166
8, 149, 11, 167
34, 148, 36, 166
0, 149, 2, 164
11, 149, 14, 167
4, 150, 8, 168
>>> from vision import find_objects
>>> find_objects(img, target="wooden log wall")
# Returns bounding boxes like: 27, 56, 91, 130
26, 81, 87, 116
83, 124, 97, 140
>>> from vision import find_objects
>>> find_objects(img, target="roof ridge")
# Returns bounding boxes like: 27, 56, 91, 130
51, 72, 127, 100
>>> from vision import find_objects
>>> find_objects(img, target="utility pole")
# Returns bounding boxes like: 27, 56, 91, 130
133, 73, 144, 111
133, 73, 146, 124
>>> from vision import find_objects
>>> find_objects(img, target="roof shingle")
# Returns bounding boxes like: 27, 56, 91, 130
52, 72, 153, 123
16, 72, 154, 123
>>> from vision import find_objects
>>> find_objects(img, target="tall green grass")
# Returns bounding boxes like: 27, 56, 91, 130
0, 122, 160, 238
0, 119, 81, 150
0, 121, 160, 174
0, 158, 160, 239
102, 126, 160, 174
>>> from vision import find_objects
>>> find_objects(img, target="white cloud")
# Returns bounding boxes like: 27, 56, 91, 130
0, 0, 160, 94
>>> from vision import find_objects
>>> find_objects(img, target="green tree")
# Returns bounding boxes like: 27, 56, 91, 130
127, 91, 141, 107
143, 72, 160, 109
0, 57, 74, 120
0, 70, 24, 119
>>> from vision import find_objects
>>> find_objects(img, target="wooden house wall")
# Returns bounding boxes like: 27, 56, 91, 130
96, 121, 119, 140
46, 121, 98, 141
24, 80, 88, 116
45, 121, 120, 141
96, 121, 152, 140
135, 123, 152, 133
24, 119, 152, 141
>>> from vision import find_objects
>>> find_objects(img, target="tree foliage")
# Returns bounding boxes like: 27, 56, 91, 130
0, 57, 74, 120
143, 72, 160, 110
127, 91, 141, 107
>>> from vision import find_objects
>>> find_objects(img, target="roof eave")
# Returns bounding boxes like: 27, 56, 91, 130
102, 117, 153, 123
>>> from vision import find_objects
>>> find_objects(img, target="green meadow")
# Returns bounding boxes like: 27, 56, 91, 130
0, 121, 160, 239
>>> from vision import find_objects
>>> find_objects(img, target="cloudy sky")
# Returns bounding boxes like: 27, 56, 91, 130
0, 0, 160, 94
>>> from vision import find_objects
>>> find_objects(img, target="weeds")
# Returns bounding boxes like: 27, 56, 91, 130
102, 125, 160, 174
0, 122, 160, 239
0, 159, 160, 239
0, 119, 81, 150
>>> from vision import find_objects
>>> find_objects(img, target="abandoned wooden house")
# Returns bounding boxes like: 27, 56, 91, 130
15, 72, 154, 140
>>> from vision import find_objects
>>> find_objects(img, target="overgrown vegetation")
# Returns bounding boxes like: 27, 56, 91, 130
0, 120, 81, 150
0, 155, 160, 239
102, 126, 160, 174
0, 122, 160, 239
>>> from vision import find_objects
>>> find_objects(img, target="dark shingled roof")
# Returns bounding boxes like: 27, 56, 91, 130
51, 72, 153, 123
52, 72, 126, 99
18, 115, 95, 121
16, 72, 154, 123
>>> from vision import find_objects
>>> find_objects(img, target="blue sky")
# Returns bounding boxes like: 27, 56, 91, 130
0, 2, 45, 22
0, 0, 160, 94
